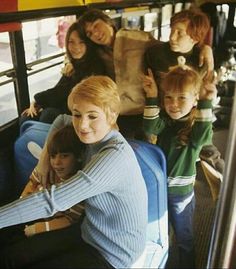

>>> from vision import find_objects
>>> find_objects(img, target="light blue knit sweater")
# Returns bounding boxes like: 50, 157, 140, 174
0, 114, 148, 268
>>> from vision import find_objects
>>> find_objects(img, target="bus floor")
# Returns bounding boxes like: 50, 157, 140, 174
165, 127, 229, 269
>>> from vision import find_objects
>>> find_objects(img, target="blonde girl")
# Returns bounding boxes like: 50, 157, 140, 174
0, 75, 147, 269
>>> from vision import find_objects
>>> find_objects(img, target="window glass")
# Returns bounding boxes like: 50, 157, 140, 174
0, 32, 13, 72
22, 16, 75, 100
0, 82, 18, 126
0, 33, 17, 126
22, 16, 76, 62
161, 4, 172, 41
28, 62, 63, 101
144, 11, 159, 39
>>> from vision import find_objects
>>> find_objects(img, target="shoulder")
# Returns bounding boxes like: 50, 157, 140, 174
117, 28, 154, 41
52, 114, 72, 130
99, 131, 130, 154
145, 41, 168, 55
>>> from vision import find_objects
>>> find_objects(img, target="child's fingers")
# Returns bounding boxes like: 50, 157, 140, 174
147, 68, 154, 78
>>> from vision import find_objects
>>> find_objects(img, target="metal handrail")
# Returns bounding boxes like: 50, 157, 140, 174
27, 61, 64, 76
26, 52, 65, 70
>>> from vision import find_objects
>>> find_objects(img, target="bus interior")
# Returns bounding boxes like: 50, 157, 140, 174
0, 0, 235, 268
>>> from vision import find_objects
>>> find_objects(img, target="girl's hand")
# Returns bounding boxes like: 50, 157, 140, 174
199, 45, 214, 79
34, 143, 55, 188
199, 82, 217, 100
21, 101, 42, 118
61, 62, 74, 77
142, 68, 158, 98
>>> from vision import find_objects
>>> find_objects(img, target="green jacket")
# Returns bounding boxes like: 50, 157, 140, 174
143, 98, 213, 195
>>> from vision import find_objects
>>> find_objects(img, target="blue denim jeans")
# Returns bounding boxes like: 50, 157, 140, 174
168, 190, 195, 252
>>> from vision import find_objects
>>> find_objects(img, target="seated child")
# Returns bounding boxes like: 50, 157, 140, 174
21, 125, 85, 236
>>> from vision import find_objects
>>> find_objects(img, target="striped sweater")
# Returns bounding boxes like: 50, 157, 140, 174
143, 98, 213, 195
0, 114, 148, 268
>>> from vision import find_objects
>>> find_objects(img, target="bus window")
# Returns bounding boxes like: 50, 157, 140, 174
0, 32, 18, 126
22, 16, 75, 102
160, 4, 172, 41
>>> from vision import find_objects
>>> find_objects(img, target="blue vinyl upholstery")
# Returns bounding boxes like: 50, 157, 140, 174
14, 121, 51, 194
128, 139, 169, 268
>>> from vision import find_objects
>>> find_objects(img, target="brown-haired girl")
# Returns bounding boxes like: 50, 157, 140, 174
20, 21, 106, 125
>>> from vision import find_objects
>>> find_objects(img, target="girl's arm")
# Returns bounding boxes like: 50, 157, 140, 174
191, 80, 217, 146
142, 68, 158, 98
21, 101, 42, 118
34, 75, 73, 109
199, 81, 217, 101
191, 99, 214, 147
142, 69, 165, 135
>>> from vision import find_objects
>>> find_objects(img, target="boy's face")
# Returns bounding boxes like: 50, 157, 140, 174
164, 88, 197, 119
85, 19, 114, 46
50, 153, 78, 180
68, 30, 87, 59
169, 21, 197, 53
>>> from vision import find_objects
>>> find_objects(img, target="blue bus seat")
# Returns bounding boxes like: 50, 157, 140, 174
14, 121, 50, 194
128, 139, 169, 268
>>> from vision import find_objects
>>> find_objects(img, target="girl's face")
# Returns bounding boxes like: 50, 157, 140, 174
68, 30, 87, 59
85, 19, 114, 46
71, 99, 112, 144
50, 153, 78, 180
164, 88, 197, 119
169, 21, 197, 53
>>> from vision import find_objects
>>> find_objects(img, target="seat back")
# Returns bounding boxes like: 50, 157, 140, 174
14, 121, 50, 194
128, 139, 169, 268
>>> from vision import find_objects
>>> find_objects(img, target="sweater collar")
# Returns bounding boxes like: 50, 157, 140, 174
86, 129, 120, 153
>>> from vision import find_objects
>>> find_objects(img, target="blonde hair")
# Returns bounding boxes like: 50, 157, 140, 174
68, 76, 120, 129
161, 66, 201, 146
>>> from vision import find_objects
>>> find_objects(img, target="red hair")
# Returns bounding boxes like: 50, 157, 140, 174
171, 8, 210, 47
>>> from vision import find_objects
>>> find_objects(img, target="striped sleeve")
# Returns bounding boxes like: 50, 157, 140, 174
143, 97, 165, 135
191, 99, 213, 147
143, 97, 160, 120
195, 100, 213, 122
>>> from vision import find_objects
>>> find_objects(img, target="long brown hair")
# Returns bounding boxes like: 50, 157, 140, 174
47, 125, 84, 157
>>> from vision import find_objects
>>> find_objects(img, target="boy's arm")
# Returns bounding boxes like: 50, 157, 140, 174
20, 171, 42, 198
199, 45, 214, 79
